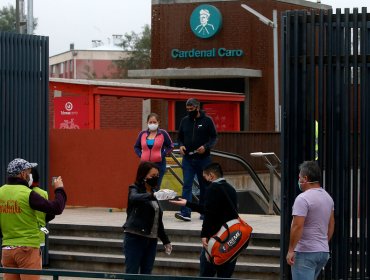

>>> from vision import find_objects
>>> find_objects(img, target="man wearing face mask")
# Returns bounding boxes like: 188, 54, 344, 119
170, 163, 238, 278
176, 98, 217, 222
0, 158, 67, 280
286, 161, 335, 280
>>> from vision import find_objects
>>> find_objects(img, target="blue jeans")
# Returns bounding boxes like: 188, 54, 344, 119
154, 159, 166, 189
199, 248, 237, 278
123, 233, 158, 274
180, 156, 211, 217
291, 252, 330, 280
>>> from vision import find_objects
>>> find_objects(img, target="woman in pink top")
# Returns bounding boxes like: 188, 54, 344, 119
134, 113, 174, 188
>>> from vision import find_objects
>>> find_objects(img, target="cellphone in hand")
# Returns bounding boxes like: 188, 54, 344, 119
51, 176, 58, 186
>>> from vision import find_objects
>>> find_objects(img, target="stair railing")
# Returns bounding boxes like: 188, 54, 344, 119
167, 149, 280, 215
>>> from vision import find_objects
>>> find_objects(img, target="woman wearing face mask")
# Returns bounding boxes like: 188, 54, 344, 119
123, 161, 172, 274
134, 113, 174, 188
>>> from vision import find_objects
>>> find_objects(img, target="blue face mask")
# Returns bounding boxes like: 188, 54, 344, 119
297, 180, 303, 191
298, 179, 319, 191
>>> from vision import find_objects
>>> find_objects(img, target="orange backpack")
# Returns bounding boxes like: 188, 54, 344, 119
205, 186, 253, 265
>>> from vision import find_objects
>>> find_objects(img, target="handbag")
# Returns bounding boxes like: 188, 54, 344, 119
205, 186, 253, 266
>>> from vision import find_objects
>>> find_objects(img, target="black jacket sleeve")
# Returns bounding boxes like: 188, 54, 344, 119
177, 118, 185, 147
128, 185, 154, 202
158, 212, 170, 245
185, 201, 204, 214
29, 188, 67, 215
204, 117, 218, 150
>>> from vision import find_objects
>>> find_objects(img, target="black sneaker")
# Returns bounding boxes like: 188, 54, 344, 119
175, 213, 191, 222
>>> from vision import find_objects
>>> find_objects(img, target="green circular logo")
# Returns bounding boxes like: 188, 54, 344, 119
190, 5, 222, 39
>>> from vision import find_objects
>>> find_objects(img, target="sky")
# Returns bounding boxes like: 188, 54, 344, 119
0, 0, 369, 56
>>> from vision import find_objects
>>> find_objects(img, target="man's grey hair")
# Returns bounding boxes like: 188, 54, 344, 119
299, 161, 321, 182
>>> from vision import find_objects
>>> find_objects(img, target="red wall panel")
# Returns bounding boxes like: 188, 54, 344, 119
49, 129, 139, 208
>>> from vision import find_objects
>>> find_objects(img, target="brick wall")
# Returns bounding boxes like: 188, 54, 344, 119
100, 96, 143, 129
151, 0, 317, 131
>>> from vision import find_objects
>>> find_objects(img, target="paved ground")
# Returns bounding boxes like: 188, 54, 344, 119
50, 207, 280, 235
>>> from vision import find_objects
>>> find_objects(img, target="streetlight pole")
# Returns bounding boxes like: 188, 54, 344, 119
241, 4, 280, 131
16, 0, 20, 33
27, 0, 34, 34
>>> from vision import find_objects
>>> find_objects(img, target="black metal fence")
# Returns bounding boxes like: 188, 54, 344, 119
0, 32, 49, 264
281, 8, 370, 279
0, 32, 49, 185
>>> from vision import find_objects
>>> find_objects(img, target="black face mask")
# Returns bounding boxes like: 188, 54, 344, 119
205, 180, 212, 186
145, 176, 159, 188
188, 110, 198, 119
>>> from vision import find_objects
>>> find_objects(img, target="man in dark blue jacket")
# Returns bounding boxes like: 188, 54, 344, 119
175, 98, 217, 221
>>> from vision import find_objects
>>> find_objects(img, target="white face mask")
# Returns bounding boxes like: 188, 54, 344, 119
148, 123, 158, 131
28, 173, 33, 187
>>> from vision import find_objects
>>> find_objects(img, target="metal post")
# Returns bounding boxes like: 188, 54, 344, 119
16, 0, 20, 33
273, 10, 280, 131
27, 0, 33, 34
267, 164, 275, 214
241, 5, 280, 131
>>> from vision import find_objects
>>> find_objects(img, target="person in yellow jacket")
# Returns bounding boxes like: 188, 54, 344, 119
0, 158, 67, 280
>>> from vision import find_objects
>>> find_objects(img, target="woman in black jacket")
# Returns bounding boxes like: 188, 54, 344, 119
123, 161, 171, 274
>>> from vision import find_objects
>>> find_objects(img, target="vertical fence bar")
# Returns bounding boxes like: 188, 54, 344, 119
318, 11, 324, 168
280, 11, 290, 279
343, 8, 351, 279
359, 8, 367, 279
308, 10, 316, 163
326, 10, 338, 278
351, 8, 359, 280
363, 7, 370, 276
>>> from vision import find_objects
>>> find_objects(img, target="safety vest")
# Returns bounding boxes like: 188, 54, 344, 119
0, 184, 40, 247
32, 186, 48, 246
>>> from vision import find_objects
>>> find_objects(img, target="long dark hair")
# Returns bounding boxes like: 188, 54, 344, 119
135, 161, 159, 186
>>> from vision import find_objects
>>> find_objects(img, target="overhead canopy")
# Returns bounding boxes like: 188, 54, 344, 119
49, 78, 245, 102
128, 68, 262, 79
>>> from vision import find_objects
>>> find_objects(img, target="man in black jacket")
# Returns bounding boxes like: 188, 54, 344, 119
170, 162, 238, 278
176, 98, 217, 222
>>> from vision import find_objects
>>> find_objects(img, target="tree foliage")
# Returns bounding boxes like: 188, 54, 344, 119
116, 24, 151, 77
0, 5, 37, 33
0, 5, 16, 32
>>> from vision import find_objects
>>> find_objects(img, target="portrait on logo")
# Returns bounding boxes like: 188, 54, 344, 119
190, 4, 222, 39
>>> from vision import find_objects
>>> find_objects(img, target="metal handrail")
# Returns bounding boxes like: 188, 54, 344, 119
211, 150, 280, 215
166, 149, 280, 214
250, 152, 281, 180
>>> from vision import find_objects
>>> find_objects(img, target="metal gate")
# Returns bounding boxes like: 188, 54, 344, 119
281, 8, 370, 279
0, 32, 49, 190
